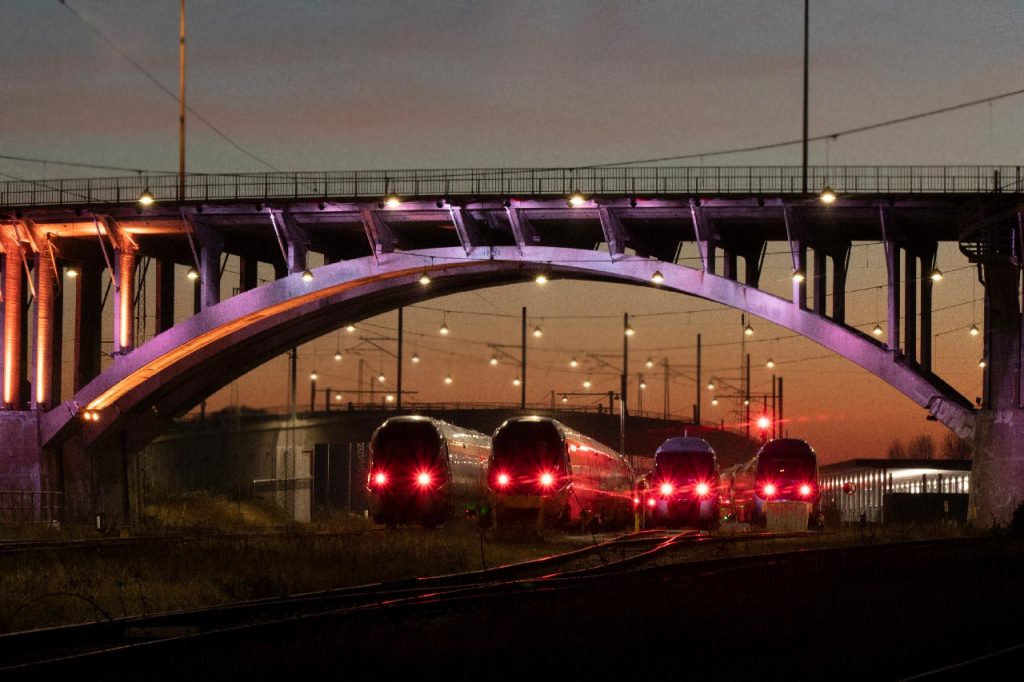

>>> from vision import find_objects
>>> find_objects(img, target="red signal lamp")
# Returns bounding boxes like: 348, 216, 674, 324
756, 415, 771, 430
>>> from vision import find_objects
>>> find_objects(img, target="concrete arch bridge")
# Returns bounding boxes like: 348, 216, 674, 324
0, 166, 1021, 524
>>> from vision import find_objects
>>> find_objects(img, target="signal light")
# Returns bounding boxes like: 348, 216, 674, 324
756, 415, 771, 430
540, 472, 555, 488
800, 484, 811, 497
373, 472, 387, 486
696, 482, 710, 497
497, 473, 510, 487
763, 483, 776, 497
660, 483, 674, 496
417, 472, 432, 487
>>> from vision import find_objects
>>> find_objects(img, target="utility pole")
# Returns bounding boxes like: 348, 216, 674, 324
745, 353, 751, 439
778, 377, 785, 438
802, 0, 809, 195
621, 313, 630, 460
663, 356, 669, 420
695, 333, 702, 427
179, 0, 186, 203
771, 374, 777, 439
397, 307, 403, 409
521, 306, 527, 409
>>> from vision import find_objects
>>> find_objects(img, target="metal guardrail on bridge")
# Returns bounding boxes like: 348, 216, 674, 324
2, 166, 1021, 209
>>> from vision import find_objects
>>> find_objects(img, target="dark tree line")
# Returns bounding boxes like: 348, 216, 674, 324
886, 433, 972, 460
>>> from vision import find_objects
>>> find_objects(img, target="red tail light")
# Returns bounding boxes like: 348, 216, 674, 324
416, 471, 433, 487
633, 496, 640, 507
647, 497, 657, 507
496, 473, 510, 487
660, 482, 674, 496
799, 484, 811, 497
696, 482, 710, 498
372, 472, 387, 487
763, 483, 776, 497
539, 472, 555, 488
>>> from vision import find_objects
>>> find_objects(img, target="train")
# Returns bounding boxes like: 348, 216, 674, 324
488, 416, 635, 529
642, 437, 720, 529
719, 437, 820, 526
366, 415, 492, 527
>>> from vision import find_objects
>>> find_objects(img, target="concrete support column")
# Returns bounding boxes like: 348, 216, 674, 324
831, 243, 850, 324
2, 230, 23, 409
919, 247, 936, 374
970, 261, 1024, 525
199, 243, 221, 310
904, 248, 917, 366
885, 241, 901, 354
113, 248, 136, 354
155, 259, 175, 334
812, 248, 826, 316
723, 250, 738, 281
74, 261, 103, 391
792, 241, 807, 309
32, 250, 55, 408
239, 255, 258, 293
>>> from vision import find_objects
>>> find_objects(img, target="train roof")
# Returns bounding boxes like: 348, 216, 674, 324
655, 437, 716, 456
494, 415, 625, 462
758, 438, 817, 457
373, 415, 491, 446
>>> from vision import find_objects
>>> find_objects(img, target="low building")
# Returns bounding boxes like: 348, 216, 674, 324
819, 458, 971, 524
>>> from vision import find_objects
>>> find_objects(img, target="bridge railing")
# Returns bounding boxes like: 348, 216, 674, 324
2, 166, 1021, 208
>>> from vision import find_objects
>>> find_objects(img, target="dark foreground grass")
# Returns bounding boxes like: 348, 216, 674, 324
0, 496, 579, 634
0, 495, 986, 635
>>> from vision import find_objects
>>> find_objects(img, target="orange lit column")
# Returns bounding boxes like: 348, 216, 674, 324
1, 229, 23, 408
112, 247, 136, 354
32, 249, 55, 408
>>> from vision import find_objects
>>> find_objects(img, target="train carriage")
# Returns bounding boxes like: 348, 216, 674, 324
644, 437, 720, 529
488, 416, 634, 529
720, 438, 819, 525
366, 416, 491, 527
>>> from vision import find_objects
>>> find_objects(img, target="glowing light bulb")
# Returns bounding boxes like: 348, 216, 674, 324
651, 271, 664, 284
419, 273, 431, 285
819, 186, 836, 204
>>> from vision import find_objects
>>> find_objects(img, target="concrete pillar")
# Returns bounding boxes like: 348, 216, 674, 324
155, 259, 175, 334
792, 241, 807, 309
2, 230, 23, 409
32, 250, 55, 408
885, 241, 901, 354
904, 248, 917, 366
199, 243, 221, 310
812, 248, 826, 316
970, 261, 1024, 525
239, 255, 258, 293
831, 243, 850, 324
723, 249, 738, 281
74, 261, 103, 391
919, 248, 935, 373
112, 248, 136, 354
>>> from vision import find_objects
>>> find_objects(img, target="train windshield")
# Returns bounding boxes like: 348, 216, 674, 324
491, 421, 567, 489
756, 441, 816, 482
371, 421, 443, 479
654, 451, 716, 482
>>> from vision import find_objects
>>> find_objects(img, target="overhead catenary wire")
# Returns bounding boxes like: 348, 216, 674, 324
57, 0, 281, 173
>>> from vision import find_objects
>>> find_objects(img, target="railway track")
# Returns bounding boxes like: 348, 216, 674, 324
0, 531, 982, 674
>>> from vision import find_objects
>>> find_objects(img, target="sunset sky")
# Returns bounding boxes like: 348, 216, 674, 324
2, 1, 1022, 461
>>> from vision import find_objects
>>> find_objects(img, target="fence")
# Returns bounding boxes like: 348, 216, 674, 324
2, 165, 1021, 208
0, 490, 63, 524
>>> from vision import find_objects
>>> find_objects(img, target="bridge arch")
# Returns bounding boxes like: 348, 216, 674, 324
43, 245, 974, 453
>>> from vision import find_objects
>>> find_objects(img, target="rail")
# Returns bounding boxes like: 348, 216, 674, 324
2, 165, 1022, 209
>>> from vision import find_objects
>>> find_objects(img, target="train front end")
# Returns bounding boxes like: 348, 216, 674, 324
366, 417, 451, 527
488, 418, 570, 525
646, 437, 720, 529
752, 438, 819, 521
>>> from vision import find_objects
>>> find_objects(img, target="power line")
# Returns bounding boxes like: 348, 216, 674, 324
58, 0, 281, 172
584, 86, 1024, 167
